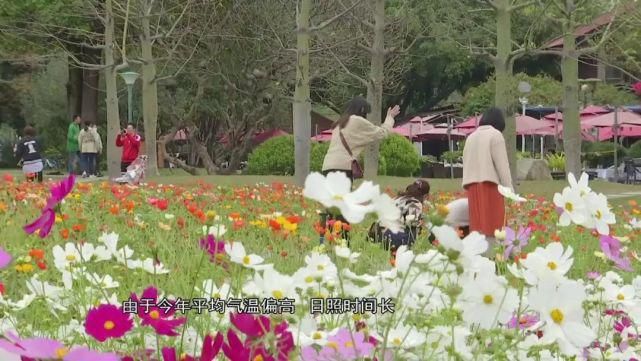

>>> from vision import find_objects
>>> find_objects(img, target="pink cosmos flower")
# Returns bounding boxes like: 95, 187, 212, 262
587, 271, 601, 280
24, 174, 75, 238
224, 313, 294, 361
501, 226, 531, 260
84, 304, 134, 342
301, 328, 375, 361
0, 332, 118, 361
129, 286, 186, 336
199, 234, 226, 261
507, 313, 539, 329
0, 247, 11, 269
600, 234, 632, 271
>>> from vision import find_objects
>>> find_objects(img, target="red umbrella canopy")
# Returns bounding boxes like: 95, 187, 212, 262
597, 125, 641, 140
544, 106, 611, 121
515, 115, 557, 135
582, 109, 641, 128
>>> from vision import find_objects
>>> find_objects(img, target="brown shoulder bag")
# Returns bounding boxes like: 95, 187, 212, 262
339, 131, 363, 179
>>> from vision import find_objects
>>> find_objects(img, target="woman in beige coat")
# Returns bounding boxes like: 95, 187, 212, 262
78, 121, 102, 177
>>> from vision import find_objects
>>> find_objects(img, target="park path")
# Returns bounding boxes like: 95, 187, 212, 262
605, 191, 641, 200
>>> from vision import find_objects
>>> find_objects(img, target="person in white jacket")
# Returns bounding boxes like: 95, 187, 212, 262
78, 121, 102, 177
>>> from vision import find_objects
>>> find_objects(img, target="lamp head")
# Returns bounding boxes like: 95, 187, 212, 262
119, 71, 140, 86
518, 81, 531, 94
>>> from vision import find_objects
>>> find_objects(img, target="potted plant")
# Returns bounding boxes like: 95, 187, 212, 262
420, 155, 438, 178
546, 152, 566, 180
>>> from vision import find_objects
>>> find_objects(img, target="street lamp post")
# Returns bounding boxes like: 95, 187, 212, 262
518, 81, 531, 153
119, 71, 139, 127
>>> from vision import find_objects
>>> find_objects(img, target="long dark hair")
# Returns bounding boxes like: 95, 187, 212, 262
333, 96, 371, 129
398, 179, 430, 201
479, 107, 506, 132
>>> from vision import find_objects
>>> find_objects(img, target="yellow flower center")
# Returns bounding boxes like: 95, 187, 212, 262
66, 254, 77, 262
327, 341, 339, 350
242, 256, 251, 265
595, 210, 602, 219
149, 310, 160, 319
483, 295, 493, 304
344, 341, 354, 347
317, 265, 325, 271
104, 320, 115, 330
547, 261, 557, 271
617, 293, 625, 301
212, 293, 221, 299
550, 308, 564, 324
305, 276, 314, 283
392, 337, 402, 346
56, 348, 69, 358
272, 290, 284, 299
312, 332, 323, 340
332, 195, 344, 201
253, 355, 264, 361
565, 202, 573, 212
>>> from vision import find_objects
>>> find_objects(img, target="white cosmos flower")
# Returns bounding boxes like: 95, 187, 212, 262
584, 192, 616, 235
458, 273, 519, 329
602, 281, 636, 307
498, 185, 526, 202
394, 245, 415, 274
303, 172, 379, 224
137, 258, 170, 274
224, 242, 264, 268
384, 323, 426, 348
303, 253, 337, 282
630, 218, 641, 229
372, 193, 402, 233
527, 279, 595, 356
0, 293, 36, 311
52, 242, 95, 271
553, 187, 588, 227
198, 280, 233, 299
567, 172, 592, 197
253, 267, 295, 300
431, 226, 488, 268
290, 316, 330, 346
203, 224, 227, 238
519, 242, 573, 286
334, 245, 360, 263
85, 273, 120, 289
429, 326, 474, 360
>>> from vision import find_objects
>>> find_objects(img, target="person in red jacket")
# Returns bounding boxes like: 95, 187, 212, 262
115, 124, 141, 173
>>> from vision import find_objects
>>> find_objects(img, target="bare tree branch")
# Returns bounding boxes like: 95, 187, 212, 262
310, 0, 364, 32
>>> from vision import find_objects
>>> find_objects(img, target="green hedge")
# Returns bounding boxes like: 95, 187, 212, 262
628, 139, 641, 159
582, 141, 627, 168
246, 134, 418, 176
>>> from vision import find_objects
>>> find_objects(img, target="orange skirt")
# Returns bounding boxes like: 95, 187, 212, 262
465, 182, 505, 237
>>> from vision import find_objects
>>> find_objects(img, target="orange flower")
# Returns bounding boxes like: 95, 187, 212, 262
37, 261, 47, 270
280, 250, 288, 257
629, 200, 638, 207
229, 212, 241, 220
286, 215, 301, 224
332, 221, 343, 233
29, 249, 45, 260
177, 217, 186, 229
109, 204, 120, 215
124, 200, 135, 212
269, 219, 281, 231
60, 229, 70, 239
2, 173, 14, 182
72, 224, 85, 232
232, 219, 244, 230
0, 202, 6, 213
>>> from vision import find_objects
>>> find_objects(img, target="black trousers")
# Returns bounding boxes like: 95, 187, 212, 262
120, 161, 132, 173
320, 169, 352, 242
27, 171, 43, 183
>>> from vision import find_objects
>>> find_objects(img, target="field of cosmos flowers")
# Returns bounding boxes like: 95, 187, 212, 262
0, 171, 641, 361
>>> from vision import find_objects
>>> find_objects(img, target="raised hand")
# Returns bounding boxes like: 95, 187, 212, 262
387, 105, 401, 118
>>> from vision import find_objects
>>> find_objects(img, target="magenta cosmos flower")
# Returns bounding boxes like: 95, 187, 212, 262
0, 247, 11, 269
85, 304, 134, 342
199, 234, 226, 262
129, 286, 186, 336
221, 313, 294, 361
301, 328, 375, 361
600, 234, 632, 271
161, 332, 224, 361
24, 174, 76, 238
0, 332, 118, 361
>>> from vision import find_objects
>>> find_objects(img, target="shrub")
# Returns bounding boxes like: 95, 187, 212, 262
0, 124, 18, 168
248, 134, 417, 176
546, 152, 566, 171
628, 139, 641, 159
246, 135, 295, 175
310, 142, 329, 172
379, 134, 420, 177
582, 141, 627, 168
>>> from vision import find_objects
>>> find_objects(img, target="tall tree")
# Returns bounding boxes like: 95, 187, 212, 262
104, 0, 122, 178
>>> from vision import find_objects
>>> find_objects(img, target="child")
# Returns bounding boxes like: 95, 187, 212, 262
368, 179, 430, 256
444, 198, 470, 238
15, 126, 44, 183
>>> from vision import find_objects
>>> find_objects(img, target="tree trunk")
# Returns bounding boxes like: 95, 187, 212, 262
67, 63, 82, 122
364, 0, 385, 178
140, 1, 159, 177
293, 0, 312, 186
494, 0, 517, 187
81, 68, 99, 125
104, 0, 121, 179
561, 4, 581, 178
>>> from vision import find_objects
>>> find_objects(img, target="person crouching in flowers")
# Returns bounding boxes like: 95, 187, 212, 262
368, 179, 430, 260
319, 96, 401, 245
444, 197, 470, 238
15, 125, 44, 183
